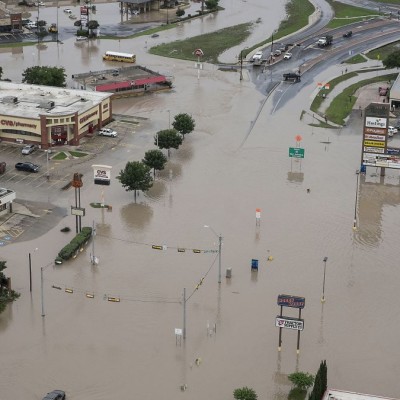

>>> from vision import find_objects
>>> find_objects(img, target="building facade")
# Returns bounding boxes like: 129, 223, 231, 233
0, 82, 113, 148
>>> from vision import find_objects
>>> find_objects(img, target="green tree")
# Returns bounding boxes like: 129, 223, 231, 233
176, 8, 185, 17
0, 66, 3, 80
142, 149, 168, 177
233, 387, 257, 400
0, 261, 20, 315
288, 372, 314, 390
383, 51, 400, 69
205, 0, 219, 11
87, 20, 99, 37
308, 360, 327, 400
22, 66, 66, 87
155, 129, 183, 157
172, 113, 195, 139
117, 161, 153, 201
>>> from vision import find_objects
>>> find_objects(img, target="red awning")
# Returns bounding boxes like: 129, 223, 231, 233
95, 81, 132, 92
134, 76, 166, 86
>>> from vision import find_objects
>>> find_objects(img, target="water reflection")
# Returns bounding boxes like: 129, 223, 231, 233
119, 202, 153, 230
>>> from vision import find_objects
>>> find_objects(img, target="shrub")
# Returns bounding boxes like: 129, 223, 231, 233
57, 227, 92, 261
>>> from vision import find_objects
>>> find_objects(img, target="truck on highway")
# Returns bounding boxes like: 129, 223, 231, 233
317, 35, 333, 47
283, 72, 301, 82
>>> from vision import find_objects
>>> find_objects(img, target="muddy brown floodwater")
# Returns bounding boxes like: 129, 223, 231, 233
1, 1, 400, 399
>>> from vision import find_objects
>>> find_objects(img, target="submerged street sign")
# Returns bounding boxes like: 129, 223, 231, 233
275, 316, 304, 331
289, 147, 305, 158
277, 294, 305, 309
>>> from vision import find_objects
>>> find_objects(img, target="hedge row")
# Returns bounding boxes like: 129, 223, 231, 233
56, 227, 92, 263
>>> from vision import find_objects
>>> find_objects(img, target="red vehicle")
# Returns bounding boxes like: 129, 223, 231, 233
379, 87, 389, 96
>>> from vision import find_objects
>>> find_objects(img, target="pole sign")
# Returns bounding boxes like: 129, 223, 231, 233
275, 316, 304, 331
289, 147, 304, 158
361, 103, 400, 170
92, 164, 112, 185
277, 294, 305, 309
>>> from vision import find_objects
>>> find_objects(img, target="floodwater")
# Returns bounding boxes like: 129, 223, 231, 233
1, 1, 400, 399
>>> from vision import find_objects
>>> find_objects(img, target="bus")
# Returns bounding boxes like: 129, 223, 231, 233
103, 51, 136, 63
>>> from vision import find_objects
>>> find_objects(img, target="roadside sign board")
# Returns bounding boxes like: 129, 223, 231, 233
277, 294, 305, 309
275, 316, 304, 331
289, 147, 304, 158
71, 206, 85, 216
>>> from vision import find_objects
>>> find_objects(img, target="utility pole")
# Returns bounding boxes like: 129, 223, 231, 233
183, 287, 186, 339
41, 266, 45, 316
321, 257, 328, 302
240, 50, 244, 81
29, 253, 32, 292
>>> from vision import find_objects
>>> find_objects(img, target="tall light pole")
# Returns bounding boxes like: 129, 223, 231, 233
168, 110, 171, 129
353, 169, 360, 230
204, 225, 222, 284
321, 257, 328, 303
28, 247, 38, 292
240, 49, 244, 81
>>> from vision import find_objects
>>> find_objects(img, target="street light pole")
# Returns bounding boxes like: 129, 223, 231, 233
168, 110, 171, 129
353, 169, 360, 230
204, 225, 222, 284
240, 50, 244, 81
29, 252, 32, 292
321, 257, 328, 303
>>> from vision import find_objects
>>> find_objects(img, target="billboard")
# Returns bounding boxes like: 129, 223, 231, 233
277, 294, 305, 309
275, 316, 304, 331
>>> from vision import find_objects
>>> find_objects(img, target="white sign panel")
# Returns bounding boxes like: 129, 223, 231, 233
365, 117, 387, 129
275, 317, 304, 331
175, 328, 183, 336
92, 164, 112, 181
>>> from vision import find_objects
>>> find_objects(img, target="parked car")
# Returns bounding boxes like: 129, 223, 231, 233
98, 128, 118, 137
251, 51, 263, 62
273, 49, 282, 56
76, 36, 87, 41
283, 52, 292, 60
21, 144, 37, 154
63, 8, 72, 13
26, 21, 37, 29
343, 31, 352, 38
151, 33, 159, 38
42, 390, 66, 400
388, 126, 398, 137
15, 162, 40, 172
0, 188, 8, 196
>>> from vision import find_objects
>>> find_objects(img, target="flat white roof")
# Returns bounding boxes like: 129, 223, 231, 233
324, 389, 399, 400
0, 81, 112, 119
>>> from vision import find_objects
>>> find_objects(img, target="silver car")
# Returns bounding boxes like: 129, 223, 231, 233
21, 144, 36, 155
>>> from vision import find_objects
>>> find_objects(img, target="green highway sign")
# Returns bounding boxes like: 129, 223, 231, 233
289, 147, 305, 158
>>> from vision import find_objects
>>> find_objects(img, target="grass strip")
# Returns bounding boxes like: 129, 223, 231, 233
344, 54, 368, 64
326, 0, 380, 29
366, 40, 400, 60
149, 22, 253, 63
326, 73, 397, 125
52, 152, 68, 160
69, 150, 87, 157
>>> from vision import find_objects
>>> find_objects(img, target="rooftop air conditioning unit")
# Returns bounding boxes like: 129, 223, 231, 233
39, 100, 55, 109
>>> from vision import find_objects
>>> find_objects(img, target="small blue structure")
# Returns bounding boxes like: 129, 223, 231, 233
251, 259, 259, 270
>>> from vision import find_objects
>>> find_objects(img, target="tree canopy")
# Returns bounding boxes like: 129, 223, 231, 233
205, 0, 219, 11
233, 387, 257, 400
288, 372, 314, 390
172, 113, 195, 138
117, 161, 153, 201
155, 129, 183, 157
383, 51, 400, 69
22, 66, 67, 87
142, 149, 168, 176
0, 261, 20, 315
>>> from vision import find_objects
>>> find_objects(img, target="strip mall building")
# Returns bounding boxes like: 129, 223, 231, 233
0, 82, 113, 148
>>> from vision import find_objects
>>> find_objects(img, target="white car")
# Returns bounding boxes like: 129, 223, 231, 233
76, 36, 88, 41
283, 52, 292, 60
63, 8, 72, 13
252, 51, 263, 62
98, 128, 118, 137
388, 126, 398, 137
21, 144, 37, 155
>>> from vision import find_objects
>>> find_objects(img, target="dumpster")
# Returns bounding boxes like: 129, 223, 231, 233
0, 162, 6, 175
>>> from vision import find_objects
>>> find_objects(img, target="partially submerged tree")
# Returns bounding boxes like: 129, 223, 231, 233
22, 66, 67, 87
155, 129, 183, 157
87, 20, 99, 37
288, 372, 314, 390
205, 0, 219, 11
172, 113, 195, 139
117, 161, 153, 201
233, 387, 257, 400
142, 149, 168, 177
0, 261, 20, 315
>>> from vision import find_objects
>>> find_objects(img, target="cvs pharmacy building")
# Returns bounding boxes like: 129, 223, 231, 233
0, 82, 113, 148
